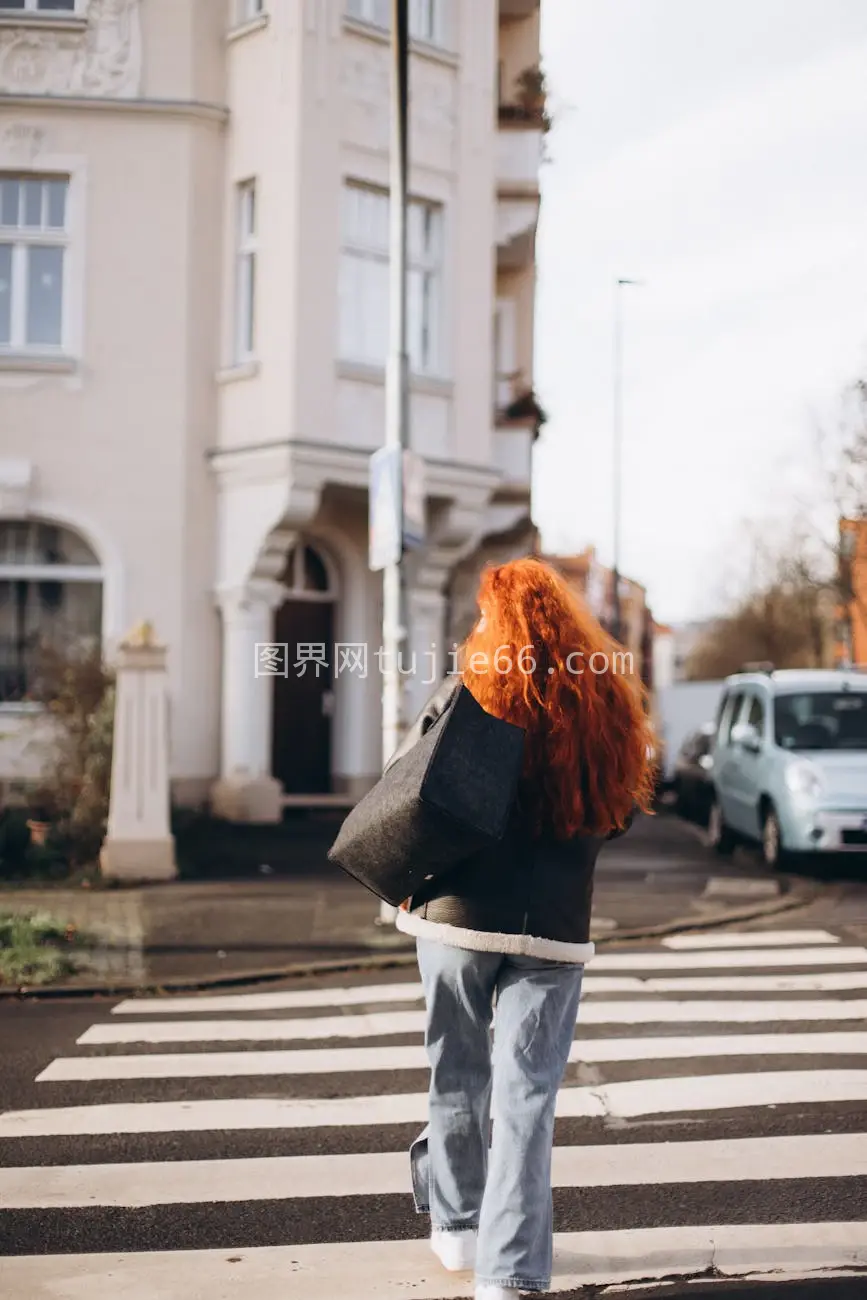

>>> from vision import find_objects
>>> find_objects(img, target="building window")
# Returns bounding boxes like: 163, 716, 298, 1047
279, 544, 334, 599
339, 183, 443, 376
346, 0, 443, 44
0, 1, 77, 11
0, 173, 69, 353
236, 0, 264, 21
234, 180, 257, 362
0, 522, 102, 705
408, 0, 438, 43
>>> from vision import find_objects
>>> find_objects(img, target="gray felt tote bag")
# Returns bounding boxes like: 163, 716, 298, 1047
327, 684, 525, 905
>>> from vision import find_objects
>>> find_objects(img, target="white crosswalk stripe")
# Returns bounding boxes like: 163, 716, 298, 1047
2, 924, 867, 1296
3, 1224, 865, 1298
4, 1133, 867, 1208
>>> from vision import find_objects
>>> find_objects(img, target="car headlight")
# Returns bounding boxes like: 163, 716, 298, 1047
784, 761, 823, 799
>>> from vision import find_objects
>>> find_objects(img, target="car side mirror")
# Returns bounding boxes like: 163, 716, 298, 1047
731, 722, 762, 753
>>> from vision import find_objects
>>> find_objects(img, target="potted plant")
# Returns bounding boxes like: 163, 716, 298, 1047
25, 803, 54, 847
515, 65, 551, 129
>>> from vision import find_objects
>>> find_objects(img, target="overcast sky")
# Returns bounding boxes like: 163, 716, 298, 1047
533, 0, 867, 624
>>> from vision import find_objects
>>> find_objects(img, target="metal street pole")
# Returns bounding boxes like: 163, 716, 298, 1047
611, 277, 642, 646
377, 0, 411, 929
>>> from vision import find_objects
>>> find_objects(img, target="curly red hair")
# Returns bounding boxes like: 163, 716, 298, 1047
460, 557, 655, 838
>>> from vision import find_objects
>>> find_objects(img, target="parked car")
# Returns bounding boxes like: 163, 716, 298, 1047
707, 668, 867, 869
656, 680, 725, 786
672, 722, 716, 824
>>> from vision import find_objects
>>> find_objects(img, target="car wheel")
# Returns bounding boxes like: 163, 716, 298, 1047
706, 798, 736, 854
761, 804, 789, 871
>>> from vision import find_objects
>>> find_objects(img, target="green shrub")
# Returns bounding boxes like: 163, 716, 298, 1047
26, 644, 115, 869
0, 911, 86, 985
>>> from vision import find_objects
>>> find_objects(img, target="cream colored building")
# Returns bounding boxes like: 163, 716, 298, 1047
0, 0, 542, 817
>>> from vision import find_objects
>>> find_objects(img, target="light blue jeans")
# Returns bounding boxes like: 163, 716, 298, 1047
410, 936, 584, 1292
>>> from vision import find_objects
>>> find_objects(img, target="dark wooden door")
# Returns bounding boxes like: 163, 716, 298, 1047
271, 599, 334, 794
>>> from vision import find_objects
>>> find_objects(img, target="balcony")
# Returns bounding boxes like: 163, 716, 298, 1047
499, 0, 540, 18
493, 425, 533, 490
496, 125, 542, 191
496, 127, 540, 267
492, 382, 544, 492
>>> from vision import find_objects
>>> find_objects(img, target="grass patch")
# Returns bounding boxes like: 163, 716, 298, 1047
0, 912, 91, 986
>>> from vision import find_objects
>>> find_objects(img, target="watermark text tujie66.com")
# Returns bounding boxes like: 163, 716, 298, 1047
254, 643, 633, 683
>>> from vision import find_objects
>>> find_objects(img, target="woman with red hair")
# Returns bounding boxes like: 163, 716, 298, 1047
389, 557, 655, 1300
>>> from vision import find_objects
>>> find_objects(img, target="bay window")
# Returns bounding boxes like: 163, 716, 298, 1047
234, 180, 257, 362
339, 182, 443, 377
345, 0, 443, 45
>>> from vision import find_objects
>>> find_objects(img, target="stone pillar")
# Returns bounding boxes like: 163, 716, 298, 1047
100, 622, 177, 882
210, 583, 284, 823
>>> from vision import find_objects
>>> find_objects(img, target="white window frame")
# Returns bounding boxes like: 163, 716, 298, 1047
234, 180, 257, 363
0, 172, 70, 356
494, 297, 518, 409
0, 1, 79, 12
408, 0, 439, 44
345, 0, 444, 46
235, 0, 264, 22
0, 520, 103, 710
339, 182, 444, 378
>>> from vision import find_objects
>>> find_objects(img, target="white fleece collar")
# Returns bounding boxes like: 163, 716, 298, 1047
394, 908, 594, 965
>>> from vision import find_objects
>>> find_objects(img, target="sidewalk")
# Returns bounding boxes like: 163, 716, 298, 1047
0, 813, 814, 994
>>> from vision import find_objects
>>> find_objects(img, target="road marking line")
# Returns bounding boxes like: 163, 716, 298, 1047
2, 1133, 866, 1208
1, 1223, 865, 1295
110, 970, 867, 1015
78, 998, 867, 1045
112, 983, 427, 1016
33, 1032, 867, 1085
15, 1069, 867, 1131
590, 946, 867, 970
585, 973, 867, 993
661, 930, 839, 949
565, 1069, 867, 1119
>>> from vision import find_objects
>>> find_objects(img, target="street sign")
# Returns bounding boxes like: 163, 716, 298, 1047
369, 445, 402, 572
402, 448, 425, 550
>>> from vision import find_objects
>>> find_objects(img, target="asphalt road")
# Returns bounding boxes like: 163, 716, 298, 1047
1, 815, 866, 1297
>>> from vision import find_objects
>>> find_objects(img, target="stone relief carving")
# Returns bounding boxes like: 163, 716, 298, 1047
0, 0, 142, 99
0, 122, 47, 163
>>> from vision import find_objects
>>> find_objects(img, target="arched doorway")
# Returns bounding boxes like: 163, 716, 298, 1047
271, 542, 336, 795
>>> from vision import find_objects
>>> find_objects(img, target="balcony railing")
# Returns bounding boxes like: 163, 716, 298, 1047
493, 425, 533, 487
496, 126, 542, 190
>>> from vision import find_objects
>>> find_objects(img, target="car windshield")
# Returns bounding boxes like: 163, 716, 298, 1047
773, 691, 867, 752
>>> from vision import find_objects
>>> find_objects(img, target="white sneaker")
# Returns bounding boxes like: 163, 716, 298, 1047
430, 1226, 477, 1271
475, 1286, 523, 1299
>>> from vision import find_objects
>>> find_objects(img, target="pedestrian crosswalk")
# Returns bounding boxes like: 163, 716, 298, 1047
2, 926, 867, 1296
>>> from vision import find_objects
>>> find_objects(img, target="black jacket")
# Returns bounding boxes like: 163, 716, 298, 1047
390, 676, 631, 963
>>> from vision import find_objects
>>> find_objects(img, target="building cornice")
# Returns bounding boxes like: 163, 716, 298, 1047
207, 437, 502, 500
0, 93, 229, 124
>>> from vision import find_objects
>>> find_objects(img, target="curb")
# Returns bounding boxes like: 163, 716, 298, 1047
0, 881, 820, 1000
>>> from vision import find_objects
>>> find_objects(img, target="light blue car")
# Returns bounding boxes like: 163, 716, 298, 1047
707, 668, 867, 870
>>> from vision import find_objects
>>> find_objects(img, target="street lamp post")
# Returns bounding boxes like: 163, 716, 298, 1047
611, 277, 642, 645
376, 0, 411, 929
